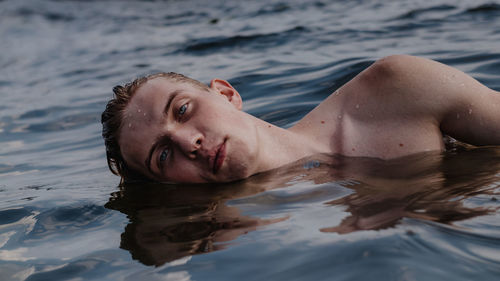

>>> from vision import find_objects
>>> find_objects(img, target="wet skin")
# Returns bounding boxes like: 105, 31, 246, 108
118, 55, 500, 183
119, 79, 260, 183
292, 55, 500, 157
119, 78, 321, 183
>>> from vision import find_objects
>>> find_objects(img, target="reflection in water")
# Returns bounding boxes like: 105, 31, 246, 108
106, 145, 500, 266
105, 179, 289, 266
321, 147, 500, 233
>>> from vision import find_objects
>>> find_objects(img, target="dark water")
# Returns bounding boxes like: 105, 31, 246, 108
1, 0, 500, 280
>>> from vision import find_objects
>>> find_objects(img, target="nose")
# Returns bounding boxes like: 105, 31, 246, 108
171, 127, 203, 159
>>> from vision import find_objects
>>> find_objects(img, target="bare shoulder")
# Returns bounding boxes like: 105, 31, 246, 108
292, 55, 500, 158
361, 54, 450, 76
348, 55, 500, 145
339, 55, 452, 121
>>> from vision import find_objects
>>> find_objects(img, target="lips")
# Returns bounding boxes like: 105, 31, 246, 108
212, 139, 227, 174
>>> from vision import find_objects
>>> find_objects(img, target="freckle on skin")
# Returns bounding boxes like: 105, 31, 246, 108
352, 148, 355, 151
268, 125, 271, 128
321, 120, 325, 124
399, 143, 404, 147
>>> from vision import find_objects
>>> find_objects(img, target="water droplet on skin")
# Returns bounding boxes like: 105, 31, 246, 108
128, 123, 131, 128
337, 115, 342, 119
143, 113, 147, 116
333, 90, 340, 96
468, 108, 473, 115
355, 104, 360, 109
456, 113, 460, 119
138, 109, 141, 113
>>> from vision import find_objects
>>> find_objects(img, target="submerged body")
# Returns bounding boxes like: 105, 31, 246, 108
104, 55, 500, 183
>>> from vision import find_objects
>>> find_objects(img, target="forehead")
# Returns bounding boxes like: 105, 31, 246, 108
124, 78, 197, 119
118, 79, 179, 172
132, 77, 182, 106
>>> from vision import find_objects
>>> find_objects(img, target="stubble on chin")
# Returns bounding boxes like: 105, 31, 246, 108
222, 138, 257, 181
221, 153, 250, 181
222, 114, 261, 181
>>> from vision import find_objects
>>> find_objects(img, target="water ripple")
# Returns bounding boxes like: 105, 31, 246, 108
182, 26, 308, 54
389, 4, 456, 21
28, 204, 109, 239
1, 0, 500, 279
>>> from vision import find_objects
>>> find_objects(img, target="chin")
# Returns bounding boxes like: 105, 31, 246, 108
220, 138, 258, 182
220, 162, 253, 182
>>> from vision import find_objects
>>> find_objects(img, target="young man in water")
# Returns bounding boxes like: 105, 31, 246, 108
102, 55, 500, 183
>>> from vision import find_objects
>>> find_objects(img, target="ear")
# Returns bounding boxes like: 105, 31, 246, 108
209, 79, 243, 110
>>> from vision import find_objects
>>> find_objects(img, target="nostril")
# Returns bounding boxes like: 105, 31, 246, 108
196, 139, 201, 145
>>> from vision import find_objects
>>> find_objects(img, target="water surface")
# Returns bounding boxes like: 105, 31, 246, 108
1, 0, 500, 280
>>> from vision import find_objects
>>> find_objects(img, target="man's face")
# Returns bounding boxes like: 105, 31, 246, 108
118, 77, 260, 183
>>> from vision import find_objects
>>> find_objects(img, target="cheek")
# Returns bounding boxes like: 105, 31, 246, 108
165, 160, 204, 182
215, 109, 249, 131
206, 106, 231, 121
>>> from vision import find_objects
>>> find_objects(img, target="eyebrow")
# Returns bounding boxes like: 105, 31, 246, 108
144, 90, 182, 176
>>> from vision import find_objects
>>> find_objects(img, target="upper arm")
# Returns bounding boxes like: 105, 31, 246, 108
353, 55, 500, 145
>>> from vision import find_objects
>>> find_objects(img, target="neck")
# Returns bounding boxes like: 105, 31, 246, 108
250, 115, 327, 174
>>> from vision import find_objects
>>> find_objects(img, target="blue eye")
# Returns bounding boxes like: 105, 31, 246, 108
159, 148, 169, 162
179, 104, 187, 115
